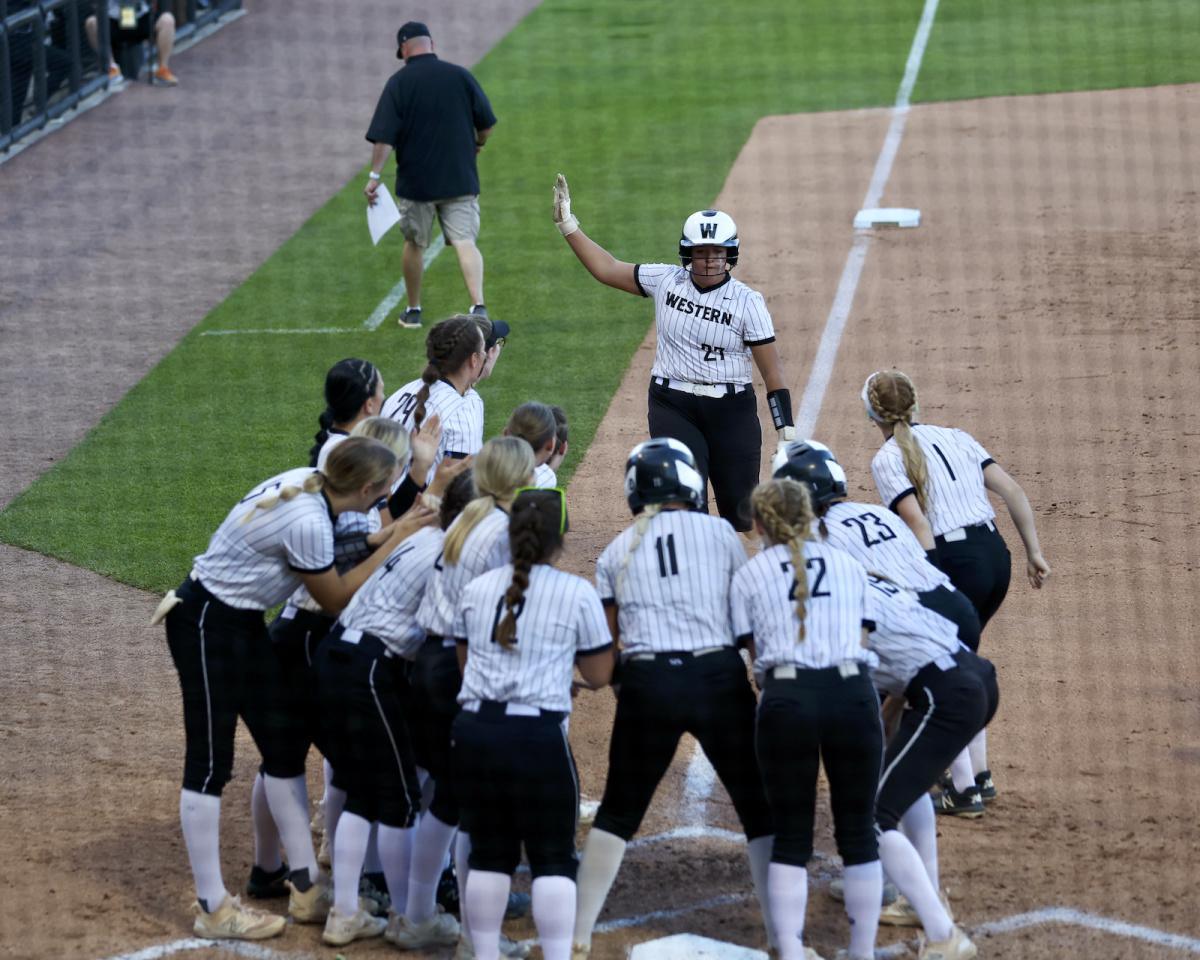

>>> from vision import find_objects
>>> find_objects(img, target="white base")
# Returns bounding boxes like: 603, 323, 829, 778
853, 206, 921, 229
628, 934, 768, 959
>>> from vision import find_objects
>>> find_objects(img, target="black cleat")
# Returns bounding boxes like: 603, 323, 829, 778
975, 769, 997, 803
398, 306, 423, 328
934, 784, 985, 819
245, 862, 290, 899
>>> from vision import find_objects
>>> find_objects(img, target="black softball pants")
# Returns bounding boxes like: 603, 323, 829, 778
755, 666, 882, 867
916, 584, 982, 652
452, 704, 579, 879
165, 577, 276, 796
314, 625, 423, 828
647, 380, 760, 531
593, 648, 773, 842
407, 637, 463, 825
256, 607, 335, 775
875, 650, 999, 832
934, 522, 1011, 630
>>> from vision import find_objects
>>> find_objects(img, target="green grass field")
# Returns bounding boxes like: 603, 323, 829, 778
2, 0, 1196, 591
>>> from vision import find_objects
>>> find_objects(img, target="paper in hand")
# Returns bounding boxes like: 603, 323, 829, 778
368, 183, 401, 246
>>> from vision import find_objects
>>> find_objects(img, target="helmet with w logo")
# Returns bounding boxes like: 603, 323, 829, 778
679, 209, 739, 267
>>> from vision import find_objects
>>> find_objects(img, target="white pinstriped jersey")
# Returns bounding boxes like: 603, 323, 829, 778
286, 507, 382, 615
455, 564, 611, 713
863, 575, 962, 696
192, 467, 334, 610
382, 377, 483, 485
416, 507, 510, 637
315, 430, 349, 470
596, 510, 745, 656
533, 463, 557, 489
635, 264, 775, 384
730, 541, 871, 674
871, 424, 996, 536
819, 501, 951, 592
338, 526, 444, 659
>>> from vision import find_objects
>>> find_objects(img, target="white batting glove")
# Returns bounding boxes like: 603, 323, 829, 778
553, 173, 579, 236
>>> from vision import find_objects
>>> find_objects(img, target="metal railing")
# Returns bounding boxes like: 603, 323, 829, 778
1, 0, 242, 153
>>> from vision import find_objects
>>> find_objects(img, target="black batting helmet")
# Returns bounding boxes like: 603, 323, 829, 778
624, 438, 704, 514
771, 439, 848, 506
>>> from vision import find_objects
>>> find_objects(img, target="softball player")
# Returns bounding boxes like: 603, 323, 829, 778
731, 478, 883, 960
453, 489, 614, 960
249, 417, 427, 904
153, 437, 434, 939
862, 574, 996, 960
503, 401, 559, 488
552, 174, 794, 530
572, 438, 775, 958
309, 358, 386, 468
312, 472, 477, 946
863, 369, 1050, 813
382, 315, 490, 491
400, 437, 536, 958
772, 440, 981, 649
548, 405, 569, 474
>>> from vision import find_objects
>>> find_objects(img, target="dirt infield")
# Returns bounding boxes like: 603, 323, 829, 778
2, 5, 1199, 957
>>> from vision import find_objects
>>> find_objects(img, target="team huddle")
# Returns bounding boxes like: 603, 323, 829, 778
154, 179, 1049, 960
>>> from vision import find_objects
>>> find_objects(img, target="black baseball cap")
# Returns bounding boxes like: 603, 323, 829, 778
482, 318, 510, 349
396, 21, 430, 57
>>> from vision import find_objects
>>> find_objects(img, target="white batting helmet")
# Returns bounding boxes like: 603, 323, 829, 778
679, 209, 739, 266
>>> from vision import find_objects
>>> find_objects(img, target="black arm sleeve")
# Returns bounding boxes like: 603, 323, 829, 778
388, 474, 424, 517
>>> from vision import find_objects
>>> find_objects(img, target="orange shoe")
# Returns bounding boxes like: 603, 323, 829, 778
107, 64, 122, 80
154, 66, 179, 86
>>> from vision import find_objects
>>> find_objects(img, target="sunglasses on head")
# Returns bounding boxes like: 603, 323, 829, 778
513, 486, 567, 535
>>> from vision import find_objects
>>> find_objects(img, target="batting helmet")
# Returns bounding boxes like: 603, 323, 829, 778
624, 438, 704, 514
772, 439, 848, 507
679, 209, 739, 267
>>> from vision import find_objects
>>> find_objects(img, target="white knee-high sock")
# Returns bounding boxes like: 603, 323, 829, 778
766, 862, 807, 960
949, 748, 974, 792
251, 772, 283, 871
465, 870, 510, 960
843, 861, 882, 959
746, 835, 776, 949
967, 729, 988, 776
364, 821, 383, 874
455, 831, 473, 935
378, 823, 415, 913
532, 875, 577, 960
324, 783, 347, 851
878, 830, 952, 941
333, 811, 372, 916
573, 828, 627, 947
180, 790, 227, 910
406, 813, 458, 923
899, 794, 940, 891
262, 774, 318, 880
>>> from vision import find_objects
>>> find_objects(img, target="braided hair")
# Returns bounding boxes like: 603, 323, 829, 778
310, 359, 380, 466
495, 489, 567, 649
865, 370, 929, 514
244, 437, 397, 523
750, 478, 816, 643
413, 316, 485, 428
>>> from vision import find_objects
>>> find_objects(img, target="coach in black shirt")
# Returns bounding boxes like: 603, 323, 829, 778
365, 21, 497, 328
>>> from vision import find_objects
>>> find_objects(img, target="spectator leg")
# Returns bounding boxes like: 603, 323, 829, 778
155, 13, 176, 69
403, 240, 425, 308
83, 16, 116, 71
449, 239, 484, 307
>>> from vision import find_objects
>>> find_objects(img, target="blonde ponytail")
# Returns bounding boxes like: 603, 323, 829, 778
614, 504, 662, 597
751, 479, 815, 643
443, 436, 535, 565
865, 370, 929, 514
242, 473, 324, 523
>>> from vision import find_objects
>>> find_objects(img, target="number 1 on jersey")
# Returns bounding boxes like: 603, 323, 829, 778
655, 534, 679, 577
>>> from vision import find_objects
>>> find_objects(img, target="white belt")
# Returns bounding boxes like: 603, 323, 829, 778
771, 661, 862, 679
938, 520, 996, 542
339, 627, 363, 645
627, 645, 726, 662
652, 376, 746, 398
461, 700, 542, 716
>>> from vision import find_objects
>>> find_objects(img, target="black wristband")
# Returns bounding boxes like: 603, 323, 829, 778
767, 388, 794, 431
387, 474, 424, 517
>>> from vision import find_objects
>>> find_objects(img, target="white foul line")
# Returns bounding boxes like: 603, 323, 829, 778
364, 233, 446, 330
98, 937, 314, 960
975, 908, 1200, 955
794, 0, 940, 436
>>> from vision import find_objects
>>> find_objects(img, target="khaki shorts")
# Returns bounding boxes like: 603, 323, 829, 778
397, 195, 480, 248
